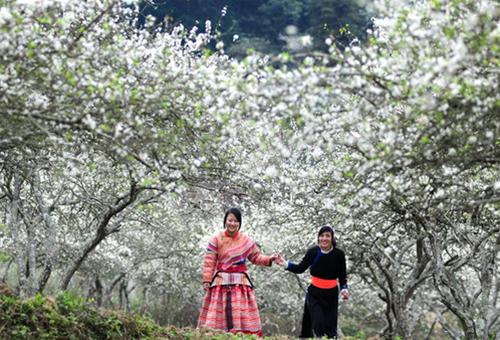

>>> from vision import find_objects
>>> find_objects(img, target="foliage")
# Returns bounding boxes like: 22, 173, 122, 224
0, 290, 166, 339
0, 286, 346, 339
306, 0, 372, 50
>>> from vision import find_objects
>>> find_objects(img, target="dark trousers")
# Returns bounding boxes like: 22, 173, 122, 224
300, 290, 339, 338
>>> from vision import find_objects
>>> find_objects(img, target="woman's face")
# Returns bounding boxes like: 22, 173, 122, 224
225, 213, 240, 234
318, 231, 333, 250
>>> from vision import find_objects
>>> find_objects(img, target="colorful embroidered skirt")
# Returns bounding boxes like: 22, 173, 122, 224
197, 284, 262, 336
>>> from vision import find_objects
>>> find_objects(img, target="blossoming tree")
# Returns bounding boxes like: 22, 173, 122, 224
0, 0, 498, 338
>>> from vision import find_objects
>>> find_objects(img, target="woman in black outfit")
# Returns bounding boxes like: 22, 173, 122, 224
276, 226, 349, 338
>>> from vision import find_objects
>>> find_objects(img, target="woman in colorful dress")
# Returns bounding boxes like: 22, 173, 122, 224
197, 207, 277, 336
276, 225, 349, 338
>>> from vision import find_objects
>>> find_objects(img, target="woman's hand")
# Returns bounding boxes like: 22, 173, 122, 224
340, 289, 349, 300
203, 282, 210, 291
274, 254, 286, 266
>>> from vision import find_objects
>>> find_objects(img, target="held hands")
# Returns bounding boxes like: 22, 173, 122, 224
274, 254, 286, 266
202, 282, 210, 291
270, 253, 286, 266
340, 289, 349, 300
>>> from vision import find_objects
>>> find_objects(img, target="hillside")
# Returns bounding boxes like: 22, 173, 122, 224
0, 283, 298, 340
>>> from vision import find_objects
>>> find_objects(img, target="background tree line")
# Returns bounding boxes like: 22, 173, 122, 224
137, 0, 374, 57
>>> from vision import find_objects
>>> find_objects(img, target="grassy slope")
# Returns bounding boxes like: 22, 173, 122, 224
0, 285, 362, 339
0, 287, 293, 339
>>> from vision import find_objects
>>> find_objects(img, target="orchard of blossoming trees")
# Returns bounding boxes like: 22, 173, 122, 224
0, 0, 498, 338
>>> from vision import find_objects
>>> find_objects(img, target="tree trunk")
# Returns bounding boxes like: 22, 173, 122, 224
60, 229, 109, 290
393, 298, 411, 339
60, 182, 140, 290
2, 259, 14, 282
32, 171, 57, 293
119, 280, 130, 311
26, 226, 38, 296
7, 176, 28, 297
105, 272, 126, 308
37, 266, 52, 294
95, 276, 103, 307
140, 286, 148, 314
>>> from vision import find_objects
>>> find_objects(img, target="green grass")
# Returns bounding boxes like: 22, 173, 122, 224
0, 288, 363, 339
0, 290, 293, 339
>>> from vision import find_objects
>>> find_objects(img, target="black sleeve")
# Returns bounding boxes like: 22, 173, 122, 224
287, 247, 316, 274
338, 250, 348, 288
